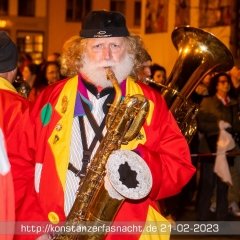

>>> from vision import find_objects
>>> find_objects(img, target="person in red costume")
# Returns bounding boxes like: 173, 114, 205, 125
0, 31, 30, 139
0, 128, 15, 240
0, 31, 30, 240
8, 11, 195, 240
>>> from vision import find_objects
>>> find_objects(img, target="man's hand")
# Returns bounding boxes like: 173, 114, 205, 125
219, 120, 231, 130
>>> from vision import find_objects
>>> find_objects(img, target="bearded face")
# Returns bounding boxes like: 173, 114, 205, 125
80, 37, 134, 88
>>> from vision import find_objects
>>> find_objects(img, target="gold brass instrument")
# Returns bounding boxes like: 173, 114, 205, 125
54, 68, 150, 240
147, 26, 234, 143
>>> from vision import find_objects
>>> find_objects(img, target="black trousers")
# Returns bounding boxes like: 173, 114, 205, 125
197, 135, 229, 221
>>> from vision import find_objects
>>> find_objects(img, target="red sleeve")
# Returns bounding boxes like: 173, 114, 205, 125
0, 90, 44, 239
7, 108, 40, 211
0, 128, 15, 240
137, 84, 196, 199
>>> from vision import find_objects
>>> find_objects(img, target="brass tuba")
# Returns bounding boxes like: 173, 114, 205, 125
147, 26, 234, 143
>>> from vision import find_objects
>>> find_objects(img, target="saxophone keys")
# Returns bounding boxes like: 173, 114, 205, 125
136, 132, 144, 140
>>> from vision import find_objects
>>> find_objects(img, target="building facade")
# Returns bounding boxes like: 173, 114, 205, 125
0, 0, 234, 75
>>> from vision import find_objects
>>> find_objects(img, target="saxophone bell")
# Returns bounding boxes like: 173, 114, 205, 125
106, 149, 152, 200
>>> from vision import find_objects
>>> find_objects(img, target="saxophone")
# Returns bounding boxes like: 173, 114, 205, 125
54, 67, 150, 240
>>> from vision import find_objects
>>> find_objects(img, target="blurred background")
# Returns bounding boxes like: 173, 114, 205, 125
0, 0, 238, 75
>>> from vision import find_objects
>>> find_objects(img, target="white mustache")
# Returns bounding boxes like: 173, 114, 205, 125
96, 61, 116, 68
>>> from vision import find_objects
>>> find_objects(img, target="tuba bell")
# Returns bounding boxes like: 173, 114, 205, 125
147, 26, 234, 143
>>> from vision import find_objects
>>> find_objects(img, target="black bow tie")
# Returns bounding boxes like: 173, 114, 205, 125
81, 78, 116, 114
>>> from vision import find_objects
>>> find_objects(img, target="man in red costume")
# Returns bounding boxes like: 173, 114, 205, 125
0, 31, 30, 140
0, 31, 30, 239
9, 11, 195, 240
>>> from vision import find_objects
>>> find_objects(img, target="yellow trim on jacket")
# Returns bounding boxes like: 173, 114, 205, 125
0, 77, 17, 92
48, 75, 78, 191
139, 206, 170, 240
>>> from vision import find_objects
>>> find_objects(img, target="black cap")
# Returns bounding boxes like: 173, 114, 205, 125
0, 31, 18, 72
80, 10, 129, 38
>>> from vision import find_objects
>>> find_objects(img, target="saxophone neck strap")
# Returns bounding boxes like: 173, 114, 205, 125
80, 98, 105, 143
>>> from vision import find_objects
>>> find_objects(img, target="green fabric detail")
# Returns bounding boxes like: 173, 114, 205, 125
41, 103, 52, 126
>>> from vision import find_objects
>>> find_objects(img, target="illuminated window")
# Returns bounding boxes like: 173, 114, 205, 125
17, 31, 43, 64
18, 0, 35, 17
0, 0, 8, 16
66, 0, 92, 22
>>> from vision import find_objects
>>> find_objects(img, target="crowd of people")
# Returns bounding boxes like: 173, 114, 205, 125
13, 53, 63, 102
1, 8, 240, 240
138, 54, 240, 225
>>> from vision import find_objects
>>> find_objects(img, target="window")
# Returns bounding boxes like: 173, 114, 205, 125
66, 0, 92, 22
0, 0, 8, 16
17, 31, 44, 64
199, 0, 231, 28
110, 0, 126, 15
18, 0, 35, 17
134, 1, 141, 26
175, 0, 190, 27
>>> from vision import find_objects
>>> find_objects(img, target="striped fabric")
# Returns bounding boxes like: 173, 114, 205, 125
64, 91, 108, 215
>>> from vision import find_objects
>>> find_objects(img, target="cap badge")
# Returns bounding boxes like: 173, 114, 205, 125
97, 31, 107, 35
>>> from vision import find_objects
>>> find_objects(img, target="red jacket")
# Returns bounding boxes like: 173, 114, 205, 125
0, 78, 30, 141
8, 75, 195, 239
0, 77, 30, 240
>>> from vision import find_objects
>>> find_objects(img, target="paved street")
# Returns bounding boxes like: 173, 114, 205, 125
170, 203, 240, 240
